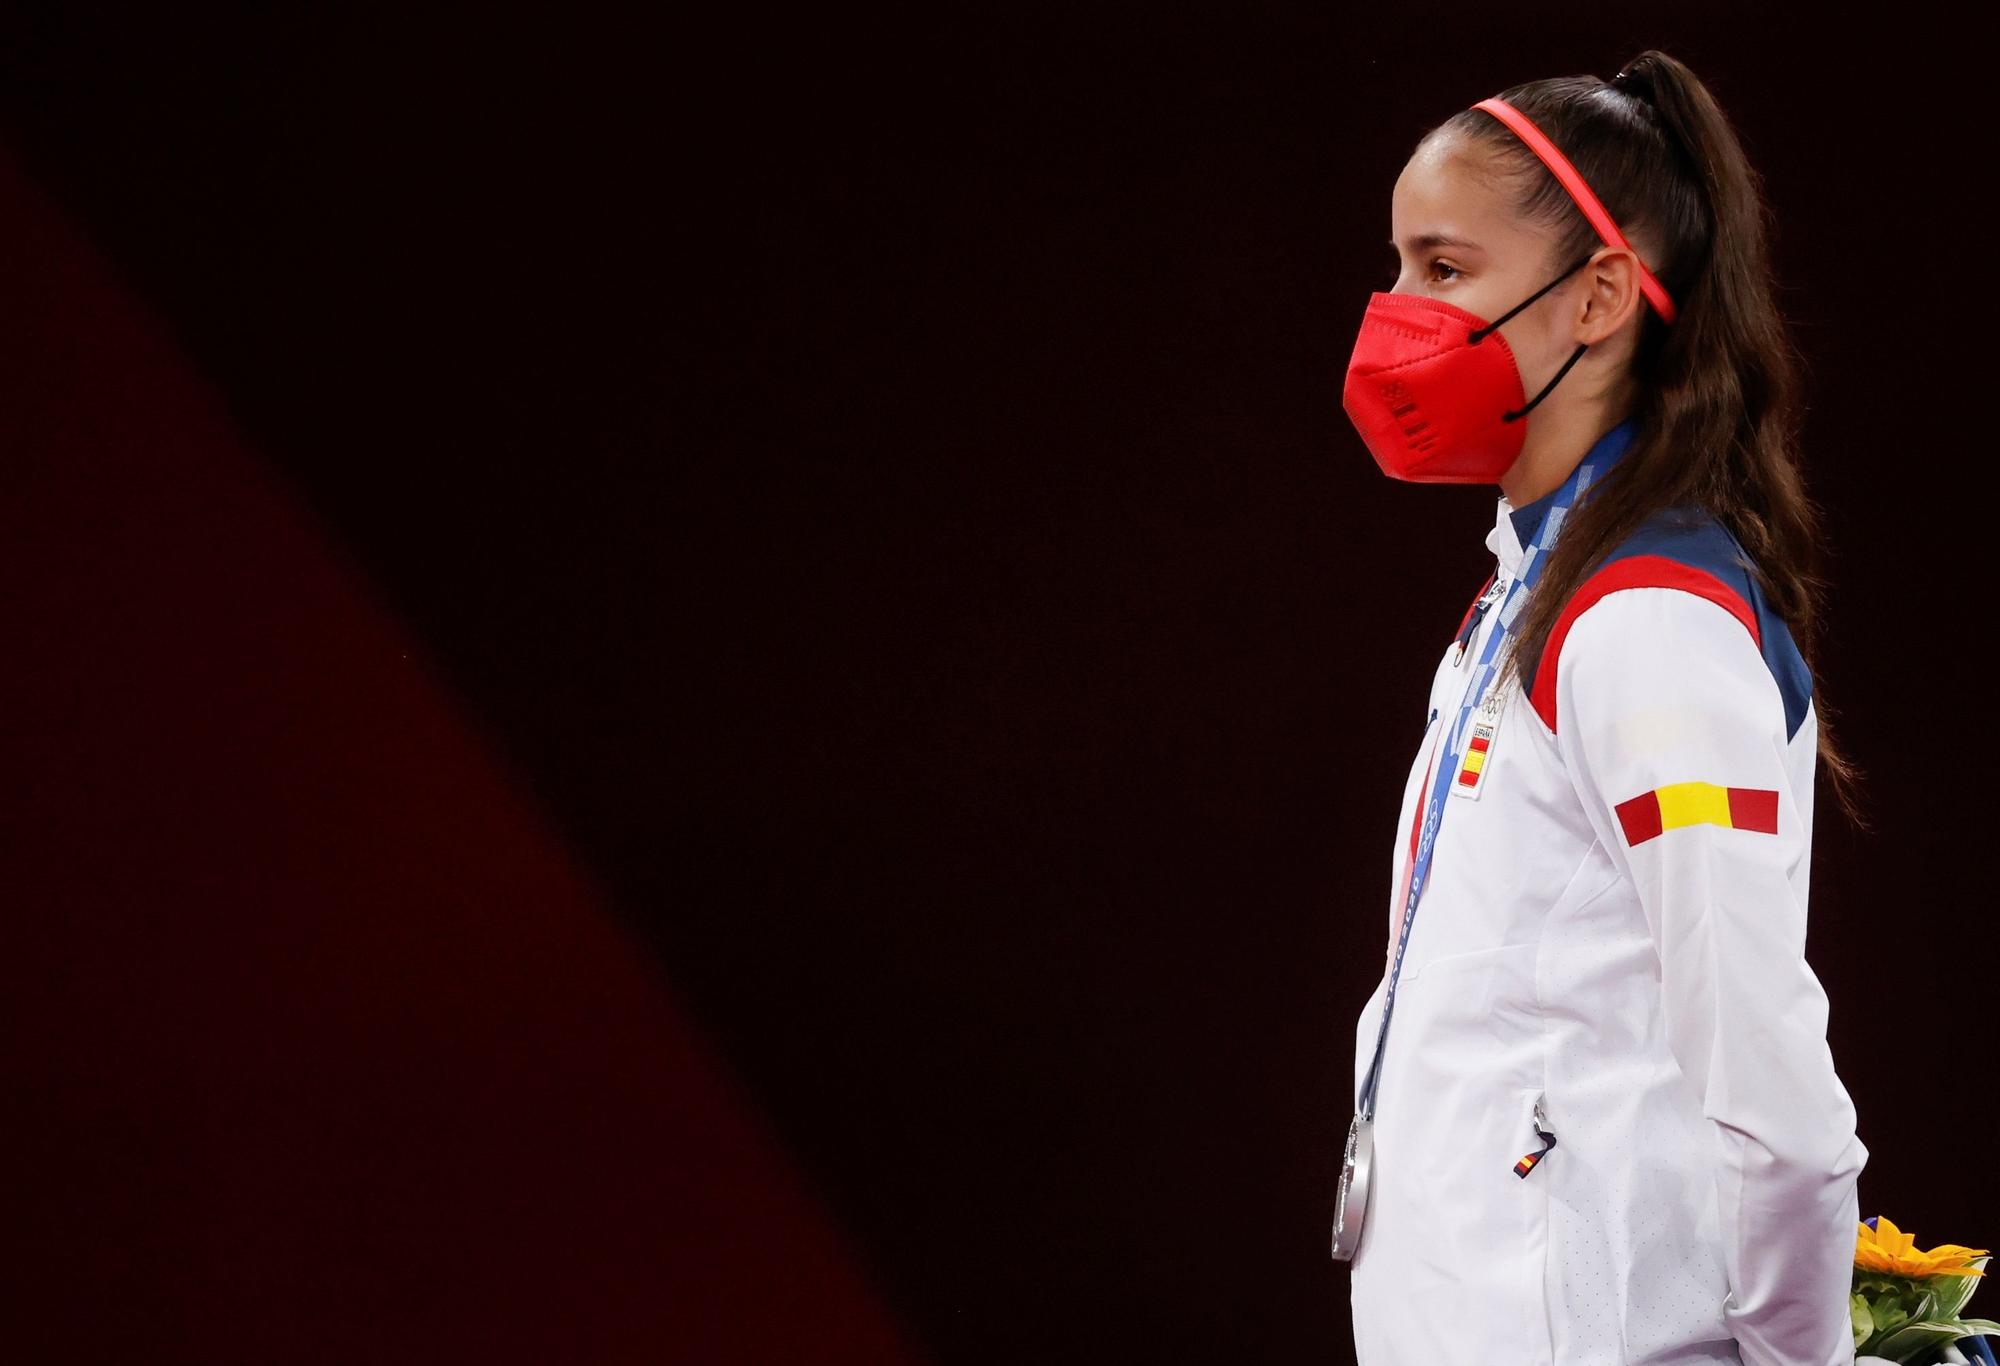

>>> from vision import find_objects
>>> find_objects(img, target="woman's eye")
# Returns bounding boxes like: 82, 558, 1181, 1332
1388, 258, 1462, 284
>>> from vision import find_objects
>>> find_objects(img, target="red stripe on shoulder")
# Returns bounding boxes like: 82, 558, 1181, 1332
1527, 554, 1760, 734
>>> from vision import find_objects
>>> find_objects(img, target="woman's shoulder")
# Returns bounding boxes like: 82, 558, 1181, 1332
1522, 503, 1812, 741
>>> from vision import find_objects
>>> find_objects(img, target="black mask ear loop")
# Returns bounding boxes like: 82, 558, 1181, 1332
1466, 253, 1594, 423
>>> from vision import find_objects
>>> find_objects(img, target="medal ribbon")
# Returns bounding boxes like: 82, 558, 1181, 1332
1356, 451, 1612, 1123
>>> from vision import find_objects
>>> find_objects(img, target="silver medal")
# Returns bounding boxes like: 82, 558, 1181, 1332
1331, 1110, 1374, 1261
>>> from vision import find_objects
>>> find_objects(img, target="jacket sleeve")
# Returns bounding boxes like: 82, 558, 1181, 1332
1550, 585, 1867, 1366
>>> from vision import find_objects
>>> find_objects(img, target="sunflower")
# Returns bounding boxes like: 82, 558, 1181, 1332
1855, 1215, 1990, 1279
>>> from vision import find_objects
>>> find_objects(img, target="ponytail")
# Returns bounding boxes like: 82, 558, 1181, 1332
1429, 49, 1872, 834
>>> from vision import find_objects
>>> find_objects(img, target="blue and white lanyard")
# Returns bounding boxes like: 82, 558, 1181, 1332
1356, 456, 1607, 1122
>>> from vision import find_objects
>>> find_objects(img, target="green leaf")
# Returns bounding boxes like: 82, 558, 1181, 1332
1944, 1255, 1993, 1317
1874, 1319, 1974, 1361
1925, 1269, 1983, 1321
1870, 1291, 1913, 1338
1857, 1272, 1929, 1304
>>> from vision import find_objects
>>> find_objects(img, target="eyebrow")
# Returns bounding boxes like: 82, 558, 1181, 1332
1389, 232, 1485, 253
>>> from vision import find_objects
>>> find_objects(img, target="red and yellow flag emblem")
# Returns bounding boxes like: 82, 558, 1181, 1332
1614, 781, 1777, 847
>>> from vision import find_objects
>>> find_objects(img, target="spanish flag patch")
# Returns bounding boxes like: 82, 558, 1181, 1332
1614, 781, 1778, 847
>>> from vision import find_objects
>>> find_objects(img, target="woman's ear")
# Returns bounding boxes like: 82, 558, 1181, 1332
1576, 246, 1649, 344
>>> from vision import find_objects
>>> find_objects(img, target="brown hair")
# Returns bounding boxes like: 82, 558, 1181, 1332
1429, 50, 1870, 833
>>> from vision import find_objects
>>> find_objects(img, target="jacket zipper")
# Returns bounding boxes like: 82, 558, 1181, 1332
1513, 1093, 1558, 1178
1390, 707, 1445, 950
1451, 571, 1510, 668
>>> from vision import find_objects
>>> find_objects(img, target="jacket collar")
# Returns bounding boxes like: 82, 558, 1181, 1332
1485, 415, 1642, 577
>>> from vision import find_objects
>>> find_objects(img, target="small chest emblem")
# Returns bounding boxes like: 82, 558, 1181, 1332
1449, 690, 1503, 800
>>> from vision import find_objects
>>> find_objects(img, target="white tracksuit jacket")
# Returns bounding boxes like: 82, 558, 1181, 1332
1348, 423, 1868, 1365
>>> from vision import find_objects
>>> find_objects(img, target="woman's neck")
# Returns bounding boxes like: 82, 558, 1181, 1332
1499, 399, 1636, 507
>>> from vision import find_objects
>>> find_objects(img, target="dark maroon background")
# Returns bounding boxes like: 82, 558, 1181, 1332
0, 4, 1983, 1363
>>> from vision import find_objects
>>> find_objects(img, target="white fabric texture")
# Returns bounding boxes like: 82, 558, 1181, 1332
1348, 495, 1865, 1365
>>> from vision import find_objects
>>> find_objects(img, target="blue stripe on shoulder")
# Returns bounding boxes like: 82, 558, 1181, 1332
1542, 507, 1816, 744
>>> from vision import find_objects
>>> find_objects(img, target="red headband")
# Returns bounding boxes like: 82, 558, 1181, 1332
1471, 96, 1678, 326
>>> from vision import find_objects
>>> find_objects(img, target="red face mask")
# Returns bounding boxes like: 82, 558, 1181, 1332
1341, 253, 1591, 484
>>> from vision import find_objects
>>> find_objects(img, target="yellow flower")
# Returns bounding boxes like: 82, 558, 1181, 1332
1855, 1216, 1990, 1279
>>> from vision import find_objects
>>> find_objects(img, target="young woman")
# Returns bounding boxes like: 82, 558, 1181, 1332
1333, 52, 1870, 1366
